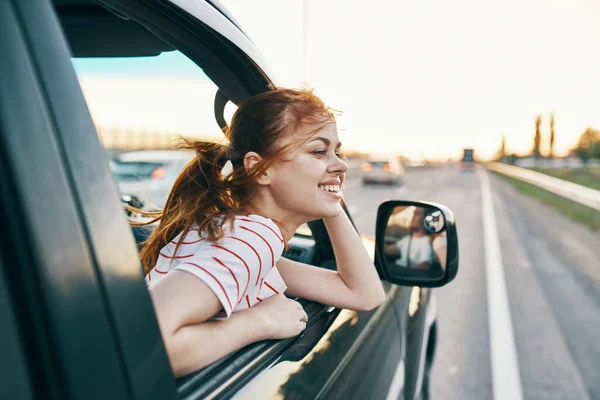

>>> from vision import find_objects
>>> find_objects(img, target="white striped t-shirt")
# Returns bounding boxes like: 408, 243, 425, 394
145, 214, 287, 319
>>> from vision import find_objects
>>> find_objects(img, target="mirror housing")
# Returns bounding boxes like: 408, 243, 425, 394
374, 200, 459, 287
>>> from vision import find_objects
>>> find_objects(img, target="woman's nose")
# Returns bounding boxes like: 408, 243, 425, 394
329, 157, 348, 175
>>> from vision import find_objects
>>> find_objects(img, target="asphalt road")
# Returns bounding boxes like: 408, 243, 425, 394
342, 166, 600, 400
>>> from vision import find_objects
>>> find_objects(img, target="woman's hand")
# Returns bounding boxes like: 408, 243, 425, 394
250, 294, 308, 339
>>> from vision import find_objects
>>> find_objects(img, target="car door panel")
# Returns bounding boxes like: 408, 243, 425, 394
394, 286, 432, 400
0, 254, 35, 400
0, 1, 130, 397
222, 285, 403, 400
0, 0, 177, 398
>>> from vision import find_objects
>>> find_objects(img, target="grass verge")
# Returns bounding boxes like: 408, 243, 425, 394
493, 173, 600, 232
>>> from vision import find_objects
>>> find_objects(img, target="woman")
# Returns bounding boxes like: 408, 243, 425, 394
384, 207, 434, 270
137, 88, 386, 377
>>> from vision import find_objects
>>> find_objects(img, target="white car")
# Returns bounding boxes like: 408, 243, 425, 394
112, 150, 195, 210
361, 157, 405, 185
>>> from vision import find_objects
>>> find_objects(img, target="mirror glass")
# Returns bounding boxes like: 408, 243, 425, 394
382, 205, 448, 275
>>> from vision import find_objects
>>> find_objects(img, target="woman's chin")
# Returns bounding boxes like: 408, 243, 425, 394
317, 204, 342, 219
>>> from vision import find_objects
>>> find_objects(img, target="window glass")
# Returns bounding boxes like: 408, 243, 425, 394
72, 51, 232, 210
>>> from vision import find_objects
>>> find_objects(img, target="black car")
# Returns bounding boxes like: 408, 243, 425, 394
0, 1, 458, 399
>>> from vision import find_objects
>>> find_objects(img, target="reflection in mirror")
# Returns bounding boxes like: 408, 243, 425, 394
382, 205, 447, 276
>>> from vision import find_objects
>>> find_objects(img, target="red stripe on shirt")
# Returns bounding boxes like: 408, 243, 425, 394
159, 252, 194, 259
181, 262, 233, 312
264, 281, 280, 294
170, 238, 204, 245
256, 297, 263, 302
246, 295, 251, 308
224, 235, 262, 285
212, 257, 240, 303
154, 268, 168, 275
212, 244, 251, 300
240, 226, 274, 268
238, 218, 284, 243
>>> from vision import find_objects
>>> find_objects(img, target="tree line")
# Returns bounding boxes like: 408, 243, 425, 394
497, 114, 600, 164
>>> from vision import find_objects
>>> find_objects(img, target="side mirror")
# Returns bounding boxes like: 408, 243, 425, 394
374, 200, 458, 287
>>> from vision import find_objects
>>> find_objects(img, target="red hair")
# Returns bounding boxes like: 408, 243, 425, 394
135, 88, 336, 273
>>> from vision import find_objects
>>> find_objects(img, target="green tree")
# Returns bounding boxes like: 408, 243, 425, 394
495, 134, 507, 162
574, 128, 600, 164
533, 115, 542, 159
549, 113, 556, 159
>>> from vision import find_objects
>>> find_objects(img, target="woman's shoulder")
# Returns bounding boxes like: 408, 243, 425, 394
229, 214, 285, 246
166, 214, 285, 257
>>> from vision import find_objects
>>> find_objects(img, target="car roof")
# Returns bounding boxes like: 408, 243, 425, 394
117, 150, 195, 163
52, 0, 255, 60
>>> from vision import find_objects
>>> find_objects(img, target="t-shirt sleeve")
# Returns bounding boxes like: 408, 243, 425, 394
173, 218, 284, 318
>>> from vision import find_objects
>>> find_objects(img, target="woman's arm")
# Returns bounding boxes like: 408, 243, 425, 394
150, 271, 306, 377
278, 210, 386, 311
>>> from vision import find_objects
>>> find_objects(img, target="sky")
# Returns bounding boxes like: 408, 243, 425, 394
74, 0, 600, 161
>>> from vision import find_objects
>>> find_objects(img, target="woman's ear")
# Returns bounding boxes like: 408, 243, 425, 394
244, 152, 272, 185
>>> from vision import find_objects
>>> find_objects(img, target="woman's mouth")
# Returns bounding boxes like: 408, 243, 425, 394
318, 184, 342, 198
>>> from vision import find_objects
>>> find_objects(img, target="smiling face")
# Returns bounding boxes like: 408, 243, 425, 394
261, 120, 348, 223
410, 207, 426, 233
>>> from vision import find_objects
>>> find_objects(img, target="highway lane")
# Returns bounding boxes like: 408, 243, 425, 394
342, 166, 600, 400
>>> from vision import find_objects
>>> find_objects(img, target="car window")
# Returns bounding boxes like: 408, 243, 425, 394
73, 51, 311, 239
72, 50, 230, 156
72, 51, 230, 207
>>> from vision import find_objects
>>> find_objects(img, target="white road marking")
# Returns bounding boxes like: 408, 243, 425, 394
478, 169, 524, 400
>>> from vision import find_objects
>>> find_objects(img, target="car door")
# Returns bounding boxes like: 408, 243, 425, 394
0, 0, 177, 398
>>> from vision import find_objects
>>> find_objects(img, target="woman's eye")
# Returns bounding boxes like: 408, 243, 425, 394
336, 151, 345, 159
313, 149, 327, 156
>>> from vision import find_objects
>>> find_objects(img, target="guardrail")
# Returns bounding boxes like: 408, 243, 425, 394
486, 162, 600, 212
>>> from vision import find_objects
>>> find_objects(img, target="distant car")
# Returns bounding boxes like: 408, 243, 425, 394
361, 158, 405, 185
112, 150, 195, 210
459, 148, 475, 171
